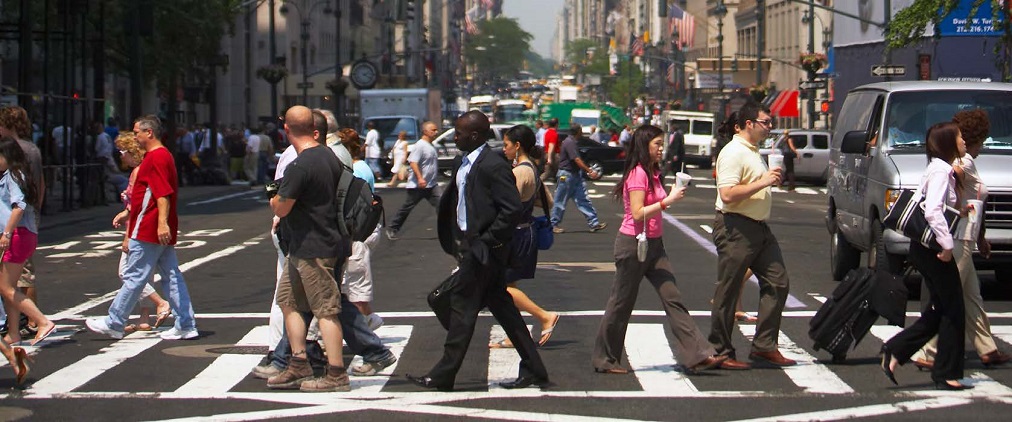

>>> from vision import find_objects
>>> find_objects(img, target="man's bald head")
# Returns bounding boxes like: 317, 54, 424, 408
284, 106, 314, 138
460, 110, 490, 134
454, 110, 491, 152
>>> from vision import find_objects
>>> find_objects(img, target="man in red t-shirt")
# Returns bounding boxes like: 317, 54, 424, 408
541, 118, 559, 182
87, 115, 198, 341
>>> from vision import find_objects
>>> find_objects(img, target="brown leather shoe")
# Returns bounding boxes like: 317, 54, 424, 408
912, 358, 934, 371
981, 350, 1011, 367
687, 355, 729, 374
749, 350, 797, 367
717, 358, 751, 370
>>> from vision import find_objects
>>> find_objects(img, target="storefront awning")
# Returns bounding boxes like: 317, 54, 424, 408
770, 90, 799, 118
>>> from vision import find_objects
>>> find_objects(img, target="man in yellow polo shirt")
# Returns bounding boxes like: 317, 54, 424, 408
709, 102, 795, 370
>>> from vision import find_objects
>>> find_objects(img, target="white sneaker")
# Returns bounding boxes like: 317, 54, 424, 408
85, 318, 124, 339
367, 313, 384, 330
160, 327, 199, 340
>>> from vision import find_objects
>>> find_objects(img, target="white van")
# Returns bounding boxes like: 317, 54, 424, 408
571, 109, 602, 136
662, 110, 715, 168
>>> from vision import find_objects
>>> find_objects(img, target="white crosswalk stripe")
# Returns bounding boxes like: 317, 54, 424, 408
14, 319, 1012, 403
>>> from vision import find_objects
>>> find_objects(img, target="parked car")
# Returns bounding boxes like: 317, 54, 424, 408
432, 124, 511, 177
575, 137, 625, 176
826, 81, 1012, 282
758, 129, 832, 184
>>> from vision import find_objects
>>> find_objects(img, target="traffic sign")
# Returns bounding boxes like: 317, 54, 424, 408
871, 65, 906, 77
296, 82, 314, 89
799, 80, 826, 90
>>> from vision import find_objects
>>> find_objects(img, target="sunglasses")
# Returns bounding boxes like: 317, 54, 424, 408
754, 119, 773, 127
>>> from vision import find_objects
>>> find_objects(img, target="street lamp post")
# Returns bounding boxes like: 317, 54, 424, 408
280, 0, 334, 105
715, 1, 727, 125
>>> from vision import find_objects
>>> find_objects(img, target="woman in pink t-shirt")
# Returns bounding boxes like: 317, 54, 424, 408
592, 125, 727, 375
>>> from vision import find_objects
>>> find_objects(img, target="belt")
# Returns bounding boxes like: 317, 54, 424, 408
516, 222, 532, 229
716, 210, 766, 225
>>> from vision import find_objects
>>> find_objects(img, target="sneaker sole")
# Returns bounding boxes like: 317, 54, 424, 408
267, 376, 313, 390
299, 384, 351, 392
86, 320, 124, 339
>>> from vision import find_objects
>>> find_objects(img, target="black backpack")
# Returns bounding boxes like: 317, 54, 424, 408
335, 164, 385, 242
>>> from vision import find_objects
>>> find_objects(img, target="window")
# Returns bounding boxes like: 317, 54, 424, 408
789, 135, 807, 149
884, 90, 1012, 150
692, 120, 713, 136
812, 134, 829, 149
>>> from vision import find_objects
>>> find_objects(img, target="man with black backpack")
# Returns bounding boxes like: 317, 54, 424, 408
385, 121, 440, 240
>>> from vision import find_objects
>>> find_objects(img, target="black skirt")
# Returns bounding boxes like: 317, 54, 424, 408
506, 225, 539, 282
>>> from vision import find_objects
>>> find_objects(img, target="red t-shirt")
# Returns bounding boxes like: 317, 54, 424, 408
128, 147, 179, 245
544, 128, 558, 153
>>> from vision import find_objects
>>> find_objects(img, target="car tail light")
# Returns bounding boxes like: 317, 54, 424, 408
617, 150, 625, 159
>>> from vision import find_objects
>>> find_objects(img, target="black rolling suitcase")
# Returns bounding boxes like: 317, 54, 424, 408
809, 267, 879, 362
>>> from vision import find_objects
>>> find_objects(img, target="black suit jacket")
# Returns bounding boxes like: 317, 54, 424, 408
437, 145, 522, 266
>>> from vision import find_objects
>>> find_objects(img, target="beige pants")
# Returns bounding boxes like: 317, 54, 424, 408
912, 239, 998, 361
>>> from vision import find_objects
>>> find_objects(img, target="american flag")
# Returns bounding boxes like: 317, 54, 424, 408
630, 33, 644, 57
668, 4, 696, 50
666, 63, 675, 85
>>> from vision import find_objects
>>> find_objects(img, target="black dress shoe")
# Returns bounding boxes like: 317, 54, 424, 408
499, 375, 550, 390
880, 348, 898, 386
935, 381, 973, 391
405, 374, 453, 392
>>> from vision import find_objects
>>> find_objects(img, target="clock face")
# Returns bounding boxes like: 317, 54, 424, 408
351, 61, 378, 89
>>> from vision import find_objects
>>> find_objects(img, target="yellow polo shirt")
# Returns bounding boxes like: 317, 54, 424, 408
714, 135, 772, 221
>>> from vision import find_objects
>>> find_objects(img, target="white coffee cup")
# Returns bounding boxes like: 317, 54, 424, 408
768, 153, 784, 171
967, 199, 984, 224
675, 172, 692, 188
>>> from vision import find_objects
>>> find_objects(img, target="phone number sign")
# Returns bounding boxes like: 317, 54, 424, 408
937, 0, 1004, 37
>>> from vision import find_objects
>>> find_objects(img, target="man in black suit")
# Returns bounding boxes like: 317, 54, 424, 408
406, 111, 550, 391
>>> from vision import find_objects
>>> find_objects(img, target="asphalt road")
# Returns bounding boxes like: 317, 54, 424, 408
1, 168, 1011, 421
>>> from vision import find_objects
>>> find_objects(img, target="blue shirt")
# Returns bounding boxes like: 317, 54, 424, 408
0, 170, 38, 234
456, 144, 486, 231
352, 160, 375, 192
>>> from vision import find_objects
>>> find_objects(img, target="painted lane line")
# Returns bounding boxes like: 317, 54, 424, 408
785, 200, 795, 204
144, 404, 368, 422
348, 325, 413, 393
728, 397, 973, 422
487, 324, 533, 391
795, 187, 819, 195
738, 325, 853, 394
699, 224, 713, 234
990, 325, 1012, 347
129, 310, 1012, 319
174, 326, 269, 395
28, 331, 163, 395
696, 184, 717, 189
808, 293, 827, 304
589, 194, 606, 199
52, 234, 269, 321
186, 190, 259, 206
593, 181, 617, 187
661, 213, 807, 309
625, 323, 697, 395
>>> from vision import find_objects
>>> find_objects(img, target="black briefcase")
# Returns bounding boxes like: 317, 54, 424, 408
427, 270, 460, 330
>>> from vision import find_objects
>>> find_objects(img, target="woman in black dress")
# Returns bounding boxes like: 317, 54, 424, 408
489, 125, 560, 349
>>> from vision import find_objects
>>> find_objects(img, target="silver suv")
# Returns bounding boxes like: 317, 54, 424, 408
827, 81, 1012, 281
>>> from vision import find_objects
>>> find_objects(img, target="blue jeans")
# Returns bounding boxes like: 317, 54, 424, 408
105, 239, 196, 332
550, 169, 600, 228
366, 158, 382, 175
271, 294, 393, 369
257, 151, 270, 185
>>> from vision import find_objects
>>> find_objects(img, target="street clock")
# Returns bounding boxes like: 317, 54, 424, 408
350, 60, 378, 90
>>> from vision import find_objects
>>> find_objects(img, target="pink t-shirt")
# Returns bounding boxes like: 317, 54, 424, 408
620, 165, 666, 238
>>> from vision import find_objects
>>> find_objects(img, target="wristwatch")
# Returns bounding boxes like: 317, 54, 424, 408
2, 232, 11, 239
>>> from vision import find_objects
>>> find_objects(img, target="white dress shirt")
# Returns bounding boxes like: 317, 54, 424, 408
917, 157, 958, 251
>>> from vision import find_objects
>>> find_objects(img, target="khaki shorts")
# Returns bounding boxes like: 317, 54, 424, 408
276, 256, 341, 317
17, 257, 35, 288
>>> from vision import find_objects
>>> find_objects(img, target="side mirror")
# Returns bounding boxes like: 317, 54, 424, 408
840, 130, 870, 154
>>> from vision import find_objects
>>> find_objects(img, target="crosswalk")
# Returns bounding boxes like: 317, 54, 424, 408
9, 314, 1012, 404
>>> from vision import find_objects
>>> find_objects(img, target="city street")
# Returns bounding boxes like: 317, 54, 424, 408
0, 167, 1010, 421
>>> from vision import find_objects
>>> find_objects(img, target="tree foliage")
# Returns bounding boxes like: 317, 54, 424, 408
604, 57, 644, 110
885, 0, 1009, 79
465, 17, 533, 81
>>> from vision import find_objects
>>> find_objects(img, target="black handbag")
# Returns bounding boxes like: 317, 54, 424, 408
427, 270, 460, 330
882, 189, 960, 251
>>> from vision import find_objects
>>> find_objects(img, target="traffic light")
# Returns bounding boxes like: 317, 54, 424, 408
820, 100, 831, 114
406, 0, 415, 22
658, 0, 667, 17
731, 58, 739, 72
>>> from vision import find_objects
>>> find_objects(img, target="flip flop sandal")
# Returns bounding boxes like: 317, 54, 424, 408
153, 310, 172, 329
135, 324, 153, 332
735, 312, 758, 323
30, 324, 57, 346
489, 339, 514, 349
124, 324, 138, 334
538, 314, 561, 346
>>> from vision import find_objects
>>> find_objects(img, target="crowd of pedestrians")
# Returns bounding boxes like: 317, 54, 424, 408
2, 94, 1009, 397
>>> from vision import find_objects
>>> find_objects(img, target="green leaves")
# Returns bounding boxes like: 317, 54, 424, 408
464, 17, 534, 80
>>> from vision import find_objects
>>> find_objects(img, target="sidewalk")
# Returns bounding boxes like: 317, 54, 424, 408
39, 184, 254, 231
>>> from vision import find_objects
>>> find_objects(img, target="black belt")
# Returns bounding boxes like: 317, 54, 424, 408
716, 210, 767, 225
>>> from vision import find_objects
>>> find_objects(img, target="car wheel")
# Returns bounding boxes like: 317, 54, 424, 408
587, 160, 604, 177
830, 227, 860, 281
870, 221, 904, 274
702, 155, 713, 170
